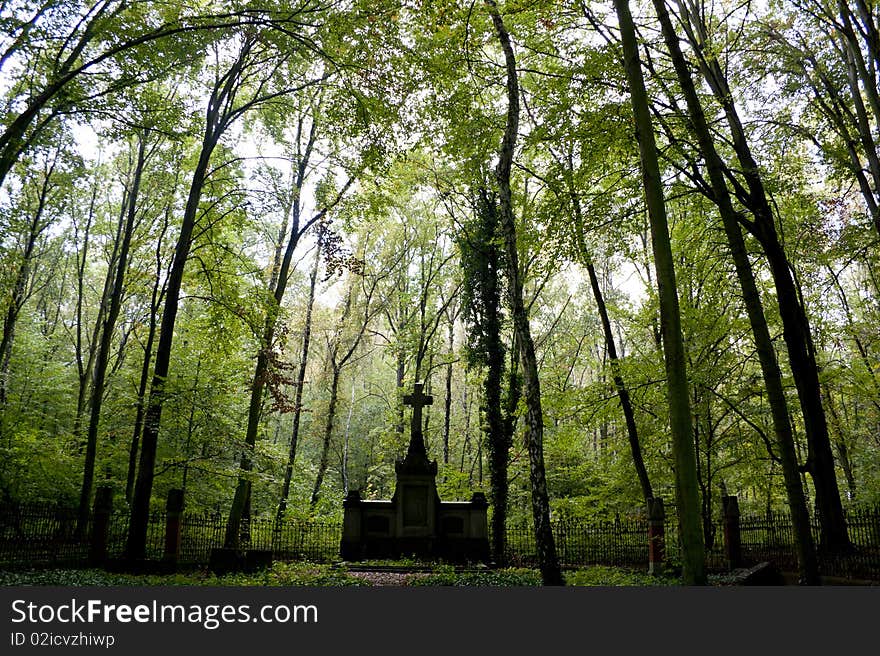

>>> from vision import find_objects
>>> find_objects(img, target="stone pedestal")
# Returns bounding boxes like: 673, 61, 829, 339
391, 449, 440, 554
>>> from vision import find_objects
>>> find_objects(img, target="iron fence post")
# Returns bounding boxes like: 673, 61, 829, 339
722, 495, 742, 569
164, 489, 185, 566
647, 497, 665, 576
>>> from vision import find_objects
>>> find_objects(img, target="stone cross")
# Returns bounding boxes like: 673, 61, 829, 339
403, 382, 432, 456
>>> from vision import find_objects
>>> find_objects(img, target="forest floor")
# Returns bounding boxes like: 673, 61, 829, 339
0, 562, 682, 586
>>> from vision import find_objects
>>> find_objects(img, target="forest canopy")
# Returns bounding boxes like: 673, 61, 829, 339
0, 0, 878, 584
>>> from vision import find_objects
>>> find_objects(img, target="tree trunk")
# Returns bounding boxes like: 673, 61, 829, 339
474, 190, 511, 564
277, 243, 321, 520
342, 379, 356, 496
125, 212, 169, 504
0, 157, 58, 408
486, 0, 562, 586
225, 117, 319, 548
311, 364, 341, 508
443, 319, 453, 466
308, 275, 373, 508
125, 42, 253, 554
77, 136, 145, 534
614, 0, 706, 584
567, 181, 653, 502
128, 135, 215, 559
676, 0, 849, 554
654, 0, 819, 583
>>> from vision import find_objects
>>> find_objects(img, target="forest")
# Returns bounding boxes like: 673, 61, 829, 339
0, 0, 878, 586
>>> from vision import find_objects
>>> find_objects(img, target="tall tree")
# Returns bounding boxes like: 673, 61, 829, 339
675, 0, 849, 553
459, 188, 511, 563
276, 240, 321, 521
224, 101, 333, 548
128, 32, 326, 559
0, 146, 66, 409
76, 134, 151, 534
485, 0, 563, 586
310, 264, 382, 508
613, 0, 706, 584
650, 0, 819, 584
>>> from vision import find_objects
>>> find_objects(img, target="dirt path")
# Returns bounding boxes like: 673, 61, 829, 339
346, 570, 431, 586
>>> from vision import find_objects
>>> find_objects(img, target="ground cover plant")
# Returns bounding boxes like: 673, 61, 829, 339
0, 563, 681, 587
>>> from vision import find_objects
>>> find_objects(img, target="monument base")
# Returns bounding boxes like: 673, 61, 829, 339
340, 489, 490, 563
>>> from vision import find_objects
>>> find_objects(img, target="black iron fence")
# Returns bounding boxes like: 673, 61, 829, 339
1, 500, 878, 580
505, 517, 651, 568
0, 504, 342, 568
504, 505, 880, 580
738, 505, 880, 580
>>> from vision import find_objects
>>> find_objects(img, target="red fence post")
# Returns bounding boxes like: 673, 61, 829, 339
647, 497, 665, 576
722, 495, 742, 569
88, 486, 113, 566
164, 489, 185, 566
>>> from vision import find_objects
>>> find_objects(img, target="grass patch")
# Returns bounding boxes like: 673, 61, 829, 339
564, 566, 681, 586
0, 562, 367, 587
1, 563, 682, 587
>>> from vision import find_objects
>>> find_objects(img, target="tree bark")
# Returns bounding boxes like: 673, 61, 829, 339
443, 319, 453, 466
276, 243, 321, 520
310, 364, 341, 508
654, 0, 819, 583
77, 136, 145, 534
225, 115, 318, 548
614, 0, 706, 584
0, 158, 56, 408
128, 40, 257, 559
676, 0, 849, 553
485, 0, 563, 586
125, 209, 170, 504
564, 177, 653, 502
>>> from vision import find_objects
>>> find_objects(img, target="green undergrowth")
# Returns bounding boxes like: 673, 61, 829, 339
563, 566, 680, 586
0, 562, 367, 587
0, 562, 682, 586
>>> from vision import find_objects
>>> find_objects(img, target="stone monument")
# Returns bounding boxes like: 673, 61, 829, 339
340, 382, 489, 562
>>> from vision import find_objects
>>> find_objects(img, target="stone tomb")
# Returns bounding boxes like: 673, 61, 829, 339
340, 383, 490, 562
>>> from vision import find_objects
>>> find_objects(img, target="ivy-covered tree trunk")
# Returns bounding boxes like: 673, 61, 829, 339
652, 0, 819, 584
486, 0, 563, 586
460, 189, 510, 564
613, 0, 706, 585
